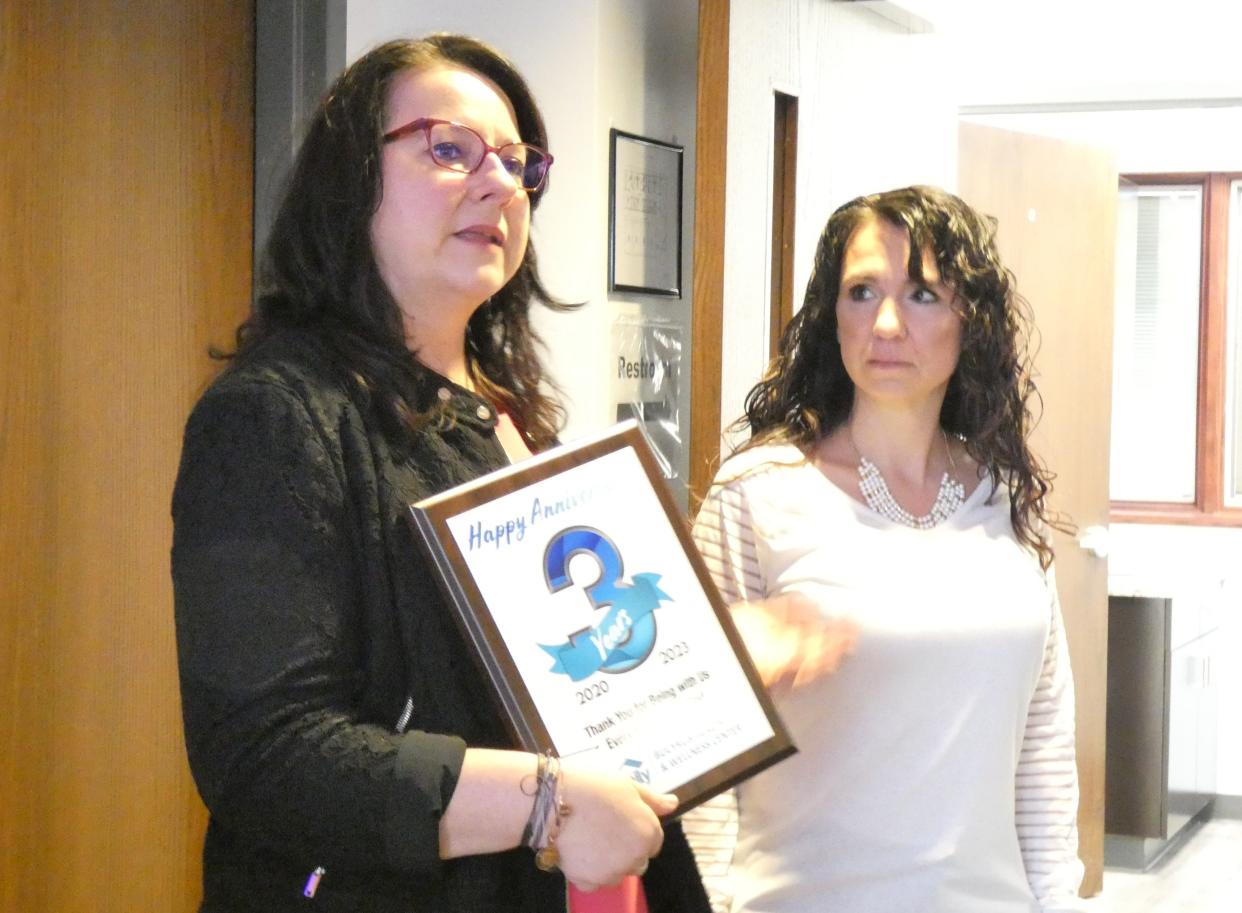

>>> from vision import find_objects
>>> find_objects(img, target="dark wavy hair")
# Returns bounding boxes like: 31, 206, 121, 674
231, 34, 571, 451
739, 185, 1060, 568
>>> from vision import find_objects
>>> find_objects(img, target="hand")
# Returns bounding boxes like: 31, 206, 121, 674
553, 763, 677, 892
730, 591, 857, 690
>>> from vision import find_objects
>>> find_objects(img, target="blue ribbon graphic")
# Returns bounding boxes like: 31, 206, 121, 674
539, 572, 669, 681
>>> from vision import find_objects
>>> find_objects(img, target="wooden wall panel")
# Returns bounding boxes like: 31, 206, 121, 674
689, 0, 729, 506
0, 1, 253, 910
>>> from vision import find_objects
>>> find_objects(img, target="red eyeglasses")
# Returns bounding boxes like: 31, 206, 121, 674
382, 117, 553, 192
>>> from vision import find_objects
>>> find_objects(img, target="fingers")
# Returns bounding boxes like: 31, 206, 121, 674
729, 602, 793, 686
634, 784, 679, 817
731, 595, 858, 689
764, 590, 821, 622
790, 617, 859, 686
554, 766, 666, 887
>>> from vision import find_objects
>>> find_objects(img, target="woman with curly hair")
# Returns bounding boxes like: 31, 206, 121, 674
686, 186, 1084, 912
171, 34, 709, 913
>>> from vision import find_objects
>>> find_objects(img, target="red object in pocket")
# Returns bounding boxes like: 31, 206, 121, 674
567, 875, 649, 913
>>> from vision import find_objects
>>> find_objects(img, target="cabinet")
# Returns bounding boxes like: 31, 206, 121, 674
1168, 617, 1218, 830
1103, 591, 1220, 869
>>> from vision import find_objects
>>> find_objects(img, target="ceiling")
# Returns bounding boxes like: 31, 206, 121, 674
879, 0, 1242, 107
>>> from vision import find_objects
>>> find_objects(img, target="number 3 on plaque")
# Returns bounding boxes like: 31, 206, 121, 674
543, 526, 659, 675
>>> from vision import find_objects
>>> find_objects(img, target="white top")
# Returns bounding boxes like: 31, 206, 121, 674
684, 444, 1084, 913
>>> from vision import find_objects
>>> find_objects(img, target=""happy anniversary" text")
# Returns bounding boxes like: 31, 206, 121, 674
466, 487, 598, 551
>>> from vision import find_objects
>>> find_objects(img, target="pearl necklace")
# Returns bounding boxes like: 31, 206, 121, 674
850, 428, 966, 529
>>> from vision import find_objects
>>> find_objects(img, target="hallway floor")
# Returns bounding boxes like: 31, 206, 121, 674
1081, 819, 1242, 912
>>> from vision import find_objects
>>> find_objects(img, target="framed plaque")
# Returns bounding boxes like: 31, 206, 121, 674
608, 129, 683, 297
409, 421, 794, 812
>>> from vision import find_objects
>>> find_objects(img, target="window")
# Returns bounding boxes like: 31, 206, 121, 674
1110, 173, 1242, 524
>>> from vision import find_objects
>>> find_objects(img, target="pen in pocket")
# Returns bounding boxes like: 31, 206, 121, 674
303, 866, 325, 899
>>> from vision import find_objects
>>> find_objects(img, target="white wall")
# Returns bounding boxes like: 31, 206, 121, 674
345, 0, 698, 503
718, 0, 958, 447
914, 0, 1242, 107
593, 0, 698, 502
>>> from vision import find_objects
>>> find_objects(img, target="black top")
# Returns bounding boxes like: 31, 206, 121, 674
171, 330, 709, 912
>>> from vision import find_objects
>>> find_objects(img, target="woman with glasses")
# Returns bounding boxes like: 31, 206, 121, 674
686, 186, 1084, 913
171, 35, 710, 913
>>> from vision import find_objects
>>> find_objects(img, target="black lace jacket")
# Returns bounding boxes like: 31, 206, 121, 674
171, 330, 709, 912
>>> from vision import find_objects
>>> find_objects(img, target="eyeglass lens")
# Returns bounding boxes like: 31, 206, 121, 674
428, 122, 549, 191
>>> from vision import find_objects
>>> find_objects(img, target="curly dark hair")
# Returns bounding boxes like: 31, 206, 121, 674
739, 185, 1060, 569
230, 34, 571, 451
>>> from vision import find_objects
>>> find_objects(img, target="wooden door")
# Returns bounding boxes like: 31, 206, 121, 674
958, 122, 1118, 897
0, 2, 253, 910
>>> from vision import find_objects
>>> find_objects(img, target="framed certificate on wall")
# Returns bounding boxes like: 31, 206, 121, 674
608, 129, 683, 297
408, 422, 793, 812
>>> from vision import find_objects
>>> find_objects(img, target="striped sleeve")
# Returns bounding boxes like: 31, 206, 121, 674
678, 791, 739, 913
1016, 567, 1086, 913
691, 475, 766, 604
679, 475, 765, 912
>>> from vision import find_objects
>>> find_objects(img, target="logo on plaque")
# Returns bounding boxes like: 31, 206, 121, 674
539, 526, 670, 681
